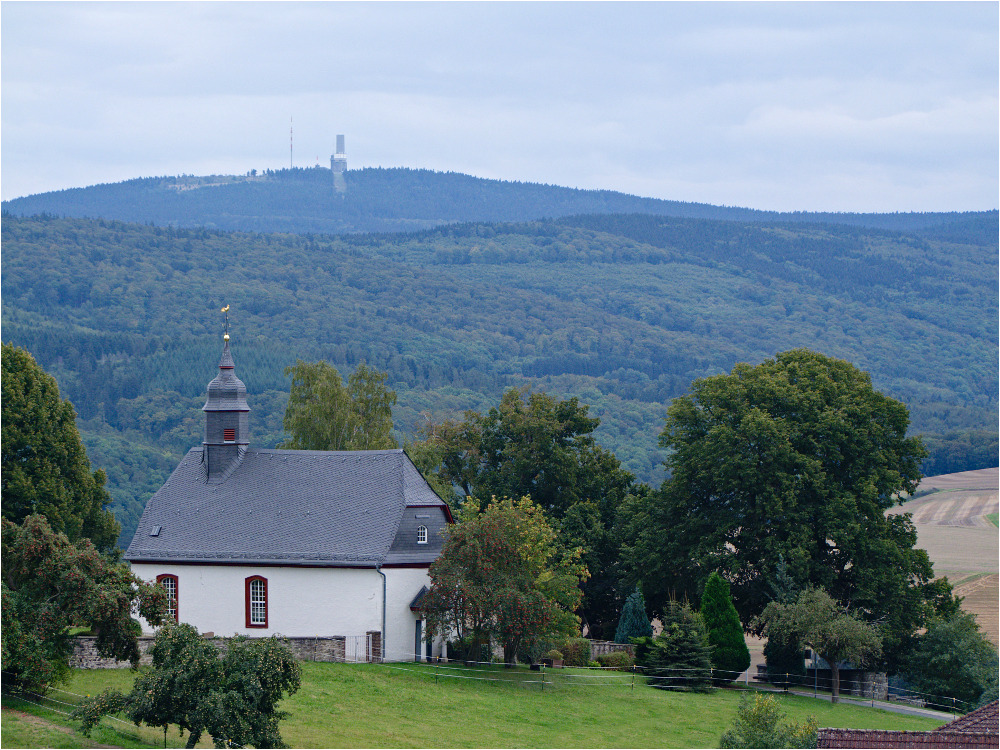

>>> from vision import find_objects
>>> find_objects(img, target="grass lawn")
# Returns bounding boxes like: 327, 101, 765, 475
988, 512, 998, 528
6, 662, 946, 749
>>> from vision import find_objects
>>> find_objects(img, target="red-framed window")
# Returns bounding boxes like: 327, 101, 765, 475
245, 575, 268, 628
156, 574, 178, 623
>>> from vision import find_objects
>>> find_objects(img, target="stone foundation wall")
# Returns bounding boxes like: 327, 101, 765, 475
70, 635, 352, 668
69, 636, 157, 669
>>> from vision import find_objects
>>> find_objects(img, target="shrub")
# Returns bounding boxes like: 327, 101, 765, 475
597, 651, 635, 671
546, 649, 564, 660
701, 572, 751, 684
560, 638, 592, 666
719, 692, 817, 748
587, 660, 601, 668
763, 633, 805, 689
449, 638, 491, 664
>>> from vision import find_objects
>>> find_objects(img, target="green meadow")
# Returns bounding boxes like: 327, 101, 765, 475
3, 662, 946, 748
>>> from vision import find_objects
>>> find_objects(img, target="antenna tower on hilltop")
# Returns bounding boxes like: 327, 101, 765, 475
331, 134, 347, 195
290, 117, 294, 169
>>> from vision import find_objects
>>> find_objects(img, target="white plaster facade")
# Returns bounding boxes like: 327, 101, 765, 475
132, 562, 438, 662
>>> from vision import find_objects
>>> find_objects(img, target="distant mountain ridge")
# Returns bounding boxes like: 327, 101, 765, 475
4, 166, 993, 237
2, 211, 996, 546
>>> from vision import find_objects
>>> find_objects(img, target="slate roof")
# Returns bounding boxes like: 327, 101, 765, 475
125, 447, 449, 567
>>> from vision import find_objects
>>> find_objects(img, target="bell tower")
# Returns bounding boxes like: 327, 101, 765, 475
203, 305, 250, 481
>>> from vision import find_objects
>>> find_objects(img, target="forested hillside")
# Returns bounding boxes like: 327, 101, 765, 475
2, 212, 996, 546
3, 166, 991, 237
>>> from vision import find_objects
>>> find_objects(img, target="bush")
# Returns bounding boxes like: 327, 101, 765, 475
448, 638, 491, 664
719, 692, 817, 748
597, 651, 635, 671
763, 634, 806, 689
560, 638, 592, 667
546, 649, 564, 660
587, 660, 601, 668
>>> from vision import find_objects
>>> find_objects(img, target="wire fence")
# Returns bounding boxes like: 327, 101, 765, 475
358, 646, 976, 714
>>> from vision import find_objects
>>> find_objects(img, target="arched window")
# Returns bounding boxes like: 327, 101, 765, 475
417, 525, 428, 544
245, 575, 268, 628
156, 574, 178, 623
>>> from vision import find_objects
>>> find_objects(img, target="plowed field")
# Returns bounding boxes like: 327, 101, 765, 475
892, 467, 999, 644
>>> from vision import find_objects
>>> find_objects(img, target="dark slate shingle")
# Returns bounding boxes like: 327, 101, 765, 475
125, 448, 447, 567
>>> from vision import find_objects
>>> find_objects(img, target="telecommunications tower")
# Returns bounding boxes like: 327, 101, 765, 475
331, 134, 347, 194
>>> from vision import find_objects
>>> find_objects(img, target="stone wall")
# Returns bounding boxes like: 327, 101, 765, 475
70, 635, 352, 668
589, 640, 635, 658
69, 636, 156, 669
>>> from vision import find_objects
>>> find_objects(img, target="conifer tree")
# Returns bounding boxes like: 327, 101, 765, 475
614, 585, 653, 644
701, 572, 751, 683
633, 600, 714, 691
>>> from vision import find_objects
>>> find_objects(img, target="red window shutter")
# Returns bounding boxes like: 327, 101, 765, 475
223, 428, 236, 441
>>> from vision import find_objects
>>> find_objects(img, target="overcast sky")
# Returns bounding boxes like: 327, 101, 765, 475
2, 1, 997, 211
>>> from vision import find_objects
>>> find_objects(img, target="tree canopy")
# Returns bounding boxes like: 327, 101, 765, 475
281, 360, 397, 451
626, 349, 952, 665
74, 622, 301, 748
1, 514, 167, 691
903, 611, 999, 709
1, 343, 119, 549
419, 387, 636, 638
420, 496, 587, 666
757, 588, 882, 703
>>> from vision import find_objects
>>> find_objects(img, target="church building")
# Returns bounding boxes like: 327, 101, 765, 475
125, 333, 452, 662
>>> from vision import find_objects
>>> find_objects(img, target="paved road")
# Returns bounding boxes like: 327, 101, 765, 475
756, 684, 958, 722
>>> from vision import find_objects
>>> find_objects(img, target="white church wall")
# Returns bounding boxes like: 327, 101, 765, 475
133, 563, 384, 638
382, 566, 433, 662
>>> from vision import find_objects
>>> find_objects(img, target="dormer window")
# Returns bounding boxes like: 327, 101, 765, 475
223, 428, 236, 442
417, 525, 428, 544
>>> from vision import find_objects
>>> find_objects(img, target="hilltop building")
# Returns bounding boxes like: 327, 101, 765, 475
125, 333, 451, 662
331, 134, 347, 194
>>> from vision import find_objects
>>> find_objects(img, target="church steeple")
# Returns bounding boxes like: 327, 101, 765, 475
203, 308, 250, 481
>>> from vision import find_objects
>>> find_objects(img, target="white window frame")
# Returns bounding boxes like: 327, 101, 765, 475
417, 525, 428, 544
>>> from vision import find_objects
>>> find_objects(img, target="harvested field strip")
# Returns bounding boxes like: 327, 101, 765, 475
954, 573, 999, 647
908, 493, 999, 527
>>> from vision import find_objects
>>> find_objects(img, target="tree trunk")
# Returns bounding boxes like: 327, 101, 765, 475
830, 662, 840, 704
185, 728, 202, 749
504, 640, 519, 668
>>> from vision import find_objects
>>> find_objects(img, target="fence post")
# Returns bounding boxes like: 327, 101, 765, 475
631, 664, 635, 692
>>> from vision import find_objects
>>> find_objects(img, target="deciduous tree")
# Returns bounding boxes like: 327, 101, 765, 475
421, 496, 587, 666
281, 360, 397, 450
1, 515, 167, 691
903, 611, 999, 709
74, 622, 301, 749
756, 588, 882, 703
419, 388, 635, 638
629, 349, 952, 667
1, 343, 119, 549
